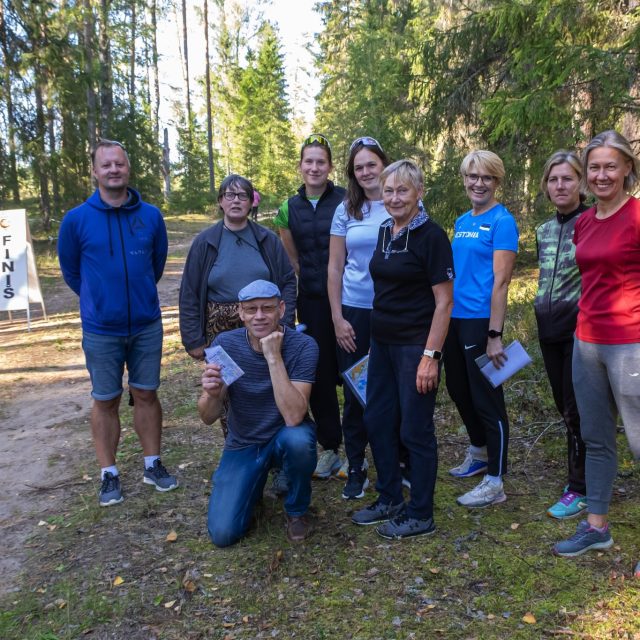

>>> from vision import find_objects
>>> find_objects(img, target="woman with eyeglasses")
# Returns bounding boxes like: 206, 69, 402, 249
444, 150, 519, 509
274, 134, 347, 480
327, 136, 391, 500
179, 174, 296, 365
553, 131, 640, 561
351, 159, 454, 539
535, 151, 589, 520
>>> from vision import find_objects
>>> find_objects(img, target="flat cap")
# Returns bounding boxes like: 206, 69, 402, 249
238, 279, 281, 302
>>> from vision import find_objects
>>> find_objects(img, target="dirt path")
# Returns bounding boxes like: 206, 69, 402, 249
0, 246, 185, 596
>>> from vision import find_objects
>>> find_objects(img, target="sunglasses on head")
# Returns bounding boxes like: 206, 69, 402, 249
302, 133, 331, 151
349, 136, 383, 153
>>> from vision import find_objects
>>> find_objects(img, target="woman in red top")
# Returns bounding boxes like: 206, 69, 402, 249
554, 131, 640, 566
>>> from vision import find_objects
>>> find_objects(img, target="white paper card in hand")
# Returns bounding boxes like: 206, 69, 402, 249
204, 345, 244, 386
474, 340, 532, 388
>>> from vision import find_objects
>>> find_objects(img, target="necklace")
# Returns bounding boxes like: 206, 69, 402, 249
223, 223, 259, 251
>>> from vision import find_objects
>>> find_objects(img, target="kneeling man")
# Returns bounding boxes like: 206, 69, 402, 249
199, 280, 318, 546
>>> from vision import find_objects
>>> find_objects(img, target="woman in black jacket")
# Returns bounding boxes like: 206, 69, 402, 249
179, 174, 296, 364
274, 134, 347, 479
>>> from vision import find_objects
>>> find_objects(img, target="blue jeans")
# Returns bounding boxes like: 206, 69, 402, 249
364, 339, 439, 520
207, 422, 317, 547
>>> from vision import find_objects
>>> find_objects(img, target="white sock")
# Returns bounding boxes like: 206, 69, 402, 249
144, 455, 160, 470
469, 445, 487, 459
101, 465, 118, 479
485, 474, 502, 485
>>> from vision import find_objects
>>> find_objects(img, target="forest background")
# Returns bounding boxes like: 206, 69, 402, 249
2, 0, 640, 232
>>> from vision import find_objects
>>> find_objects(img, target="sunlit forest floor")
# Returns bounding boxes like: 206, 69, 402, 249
0, 214, 638, 639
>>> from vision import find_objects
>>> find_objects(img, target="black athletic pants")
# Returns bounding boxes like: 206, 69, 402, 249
539, 339, 586, 494
297, 294, 342, 452
444, 318, 509, 477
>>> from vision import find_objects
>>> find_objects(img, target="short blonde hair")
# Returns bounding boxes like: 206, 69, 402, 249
540, 150, 585, 201
379, 159, 424, 192
460, 150, 505, 186
582, 130, 639, 192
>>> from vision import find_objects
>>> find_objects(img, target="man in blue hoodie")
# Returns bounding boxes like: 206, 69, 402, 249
58, 139, 177, 507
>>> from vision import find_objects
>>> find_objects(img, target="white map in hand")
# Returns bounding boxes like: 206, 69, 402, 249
204, 345, 244, 386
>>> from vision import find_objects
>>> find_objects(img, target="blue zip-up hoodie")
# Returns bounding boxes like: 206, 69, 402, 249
58, 188, 168, 336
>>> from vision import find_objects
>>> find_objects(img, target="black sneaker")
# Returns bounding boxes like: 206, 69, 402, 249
342, 467, 369, 500
143, 459, 178, 492
351, 499, 404, 526
99, 472, 123, 507
376, 514, 436, 540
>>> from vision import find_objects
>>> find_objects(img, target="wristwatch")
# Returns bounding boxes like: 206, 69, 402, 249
423, 348, 442, 360
487, 329, 503, 339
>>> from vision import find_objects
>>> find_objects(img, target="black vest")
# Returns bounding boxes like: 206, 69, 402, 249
287, 181, 346, 297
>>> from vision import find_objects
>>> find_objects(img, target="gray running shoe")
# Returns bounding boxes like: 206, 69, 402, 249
376, 514, 436, 540
351, 499, 404, 526
553, 520, 613, 557
456, 476, 506, 508
143, 459, 178, 492
99, 472, 123, 507
270, 468, 289, 496
313, 450, 342, 479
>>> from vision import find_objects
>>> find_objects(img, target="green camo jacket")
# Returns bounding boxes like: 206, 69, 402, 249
534, 203, 588, 343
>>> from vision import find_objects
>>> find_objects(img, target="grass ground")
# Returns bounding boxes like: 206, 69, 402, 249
1, 213, 638, 639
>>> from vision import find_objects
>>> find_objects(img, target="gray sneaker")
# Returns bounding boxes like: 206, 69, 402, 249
99, 472, 123, 507
352, 499, 404, 526
270, 468, 289, 496
313, 450, 342, 479
456, 476, 506, 508
143, 459, 178, 492
376, 514, 436, 540
553, 520, 614, 557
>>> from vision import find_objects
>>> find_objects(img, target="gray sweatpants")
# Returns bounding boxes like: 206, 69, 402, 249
573, 338, 640, 514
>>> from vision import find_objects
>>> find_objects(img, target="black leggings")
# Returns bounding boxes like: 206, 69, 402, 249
297, 294, 342, 452
444, 318, 510, 477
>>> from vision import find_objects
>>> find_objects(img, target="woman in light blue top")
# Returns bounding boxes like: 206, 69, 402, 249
328, 136, 390, 500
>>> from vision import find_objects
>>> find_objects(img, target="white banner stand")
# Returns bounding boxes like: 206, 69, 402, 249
0, 209, 47, 330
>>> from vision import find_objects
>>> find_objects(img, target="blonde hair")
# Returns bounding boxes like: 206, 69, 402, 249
582, 130, 639, 192
379, 159, 424, 192
460, 150, 505, 186
540, 150, 585, 201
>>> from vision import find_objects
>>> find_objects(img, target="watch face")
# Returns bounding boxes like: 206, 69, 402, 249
488, 330, 502, 338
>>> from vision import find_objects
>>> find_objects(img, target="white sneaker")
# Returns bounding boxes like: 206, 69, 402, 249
313, 450, 342, 479
456, 476, 506, 508
449, 446, 488, 478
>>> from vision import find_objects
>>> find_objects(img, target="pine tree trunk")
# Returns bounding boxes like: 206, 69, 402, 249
182, 0, 192, 136
204, 0, 215, 195
82, 0, 97, 152
150, 0, 160, 145
34, 82, 52, 229
0, 1, 20, 203
161, 127, 171, 199
98, 0, 113, 136
129, 0, 136, 122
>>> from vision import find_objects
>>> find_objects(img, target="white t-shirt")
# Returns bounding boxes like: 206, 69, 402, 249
330, 200, 391, 308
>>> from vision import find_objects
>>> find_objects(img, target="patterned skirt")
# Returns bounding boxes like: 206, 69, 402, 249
205, 301, 243, 439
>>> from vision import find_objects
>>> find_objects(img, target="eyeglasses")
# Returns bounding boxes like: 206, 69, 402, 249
241, 303, 279, 315
382, 226, 410, 260
349, 136, 383, 153
465, 174, 495, 185
302, 133, 331, 150
222, 191, 250, 201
